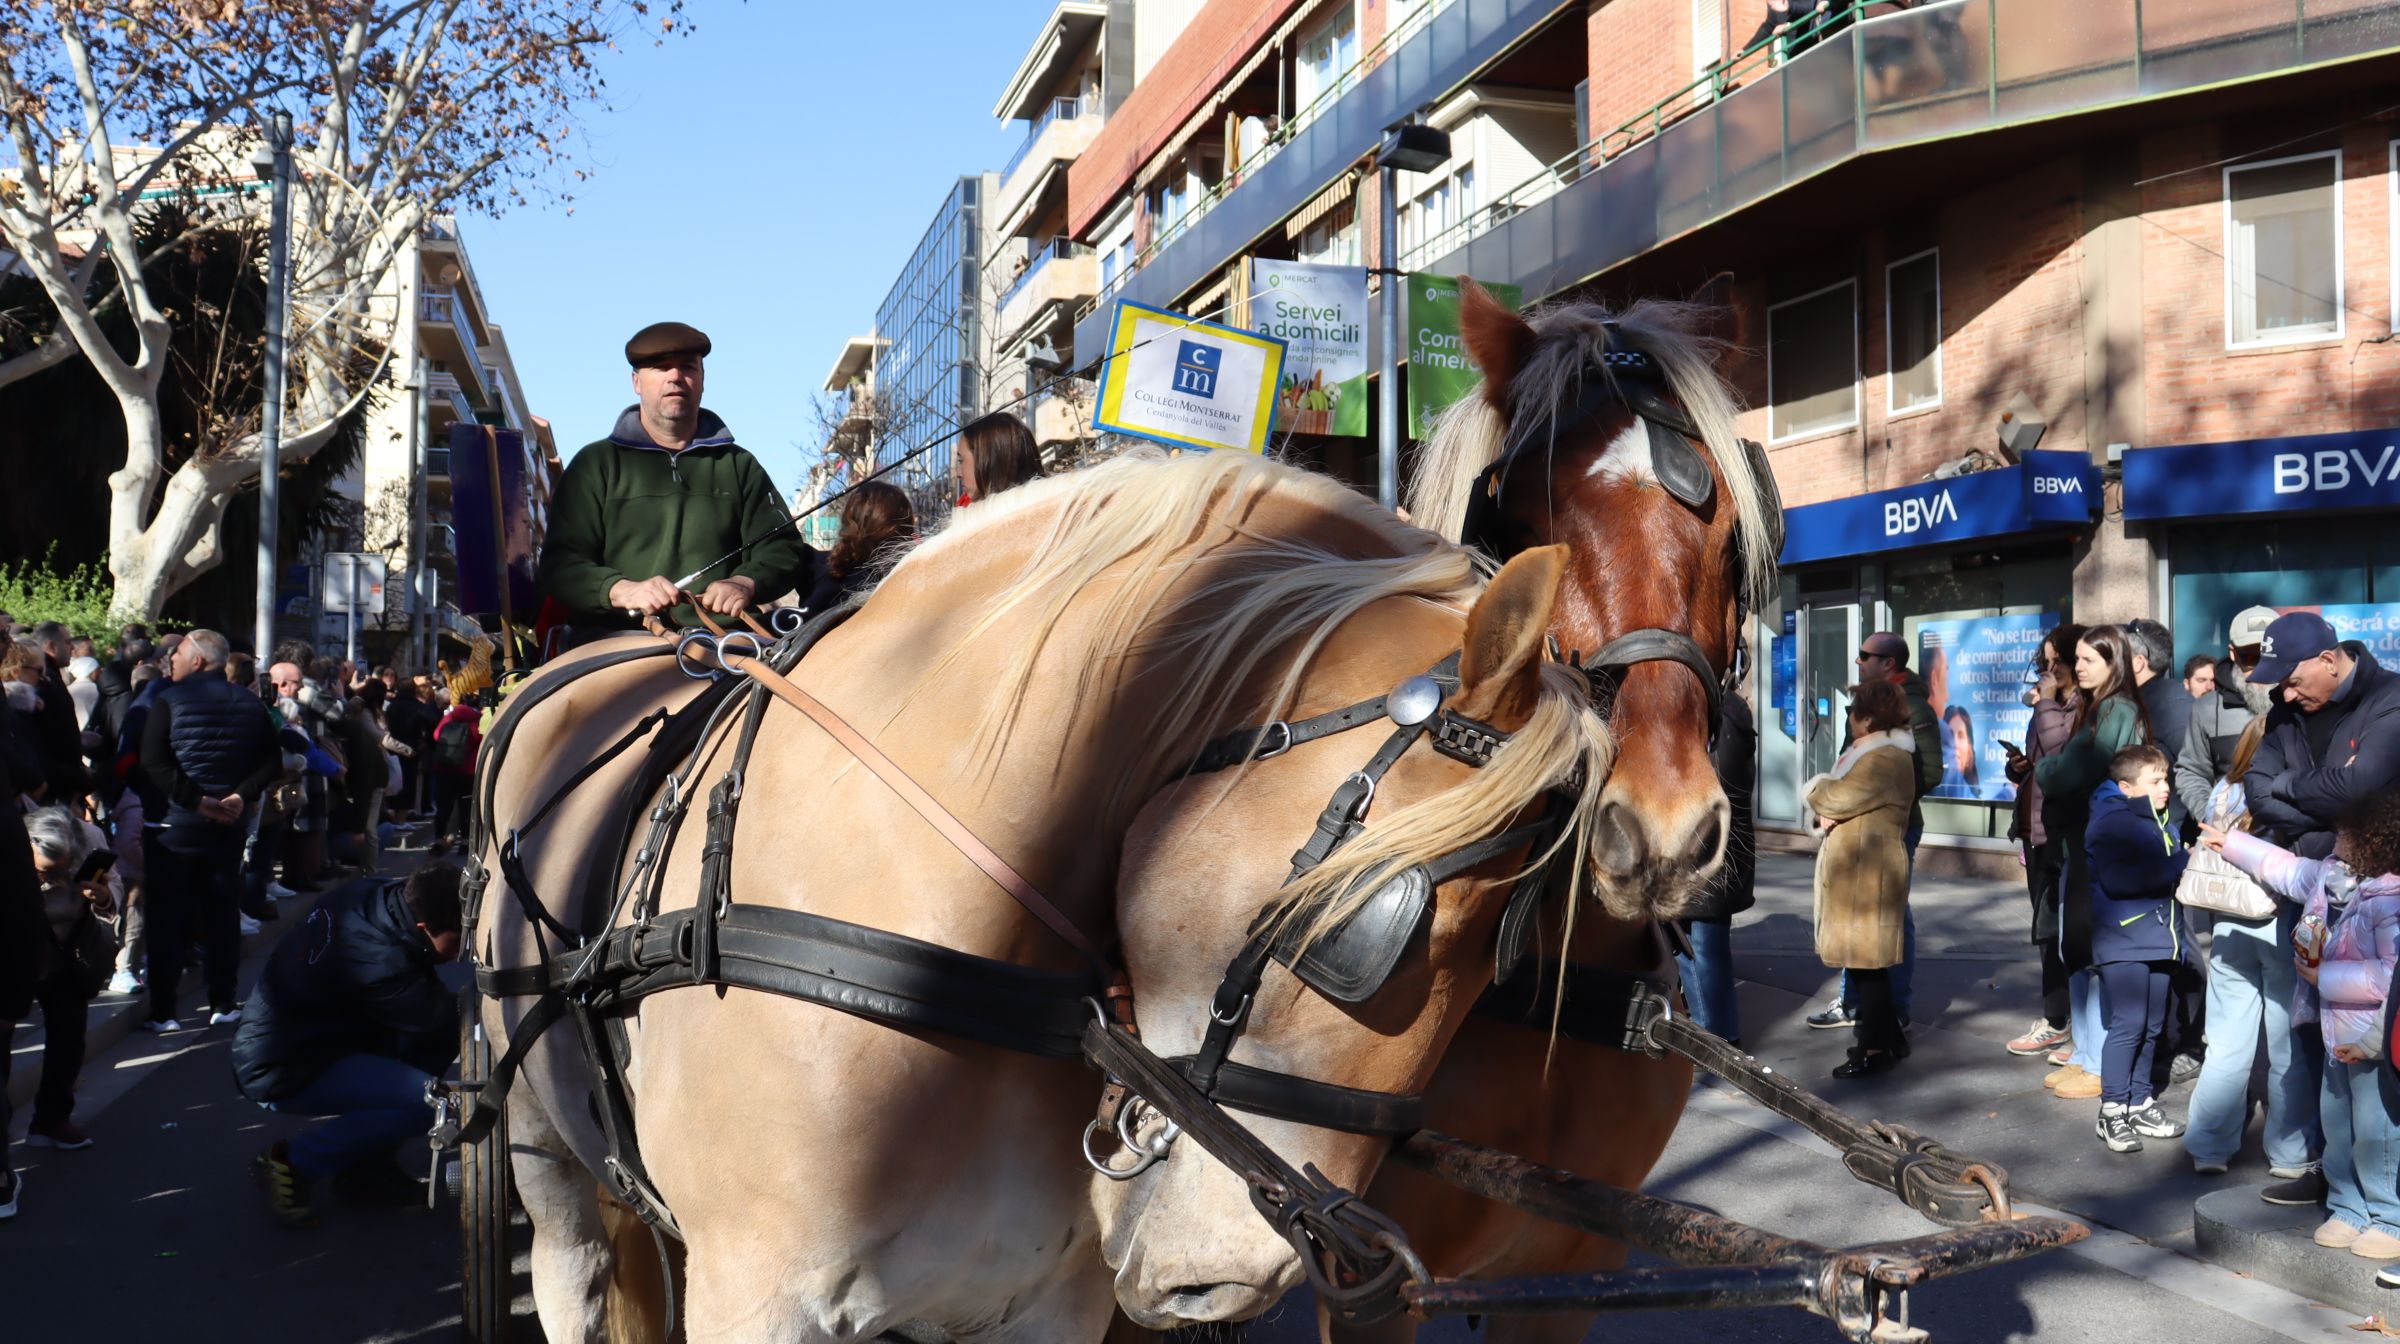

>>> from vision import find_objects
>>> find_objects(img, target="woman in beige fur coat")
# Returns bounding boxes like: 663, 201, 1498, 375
1805, 679, 1918, 1079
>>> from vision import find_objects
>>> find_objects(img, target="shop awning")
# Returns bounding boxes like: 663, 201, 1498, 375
1778, 452, 2098, 568
2121, 428, 2400, 521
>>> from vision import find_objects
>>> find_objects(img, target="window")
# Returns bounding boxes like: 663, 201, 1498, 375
1886, 249, 1941, 414
1399, 165, 1475, 263
1296, 212, 1360, 266
2224, 151, 2341, 348
1693, 0, 1723, 77
1294, 3, 1359, 111
1768, 280, 1858, 442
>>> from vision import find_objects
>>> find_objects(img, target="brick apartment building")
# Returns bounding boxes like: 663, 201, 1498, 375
1057, 0, 2400, 869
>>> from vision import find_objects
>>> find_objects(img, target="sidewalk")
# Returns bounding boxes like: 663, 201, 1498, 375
1726, 852, 2381, 1315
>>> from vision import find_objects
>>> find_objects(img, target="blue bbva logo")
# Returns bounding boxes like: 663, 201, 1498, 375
1173, 340, 1220, 399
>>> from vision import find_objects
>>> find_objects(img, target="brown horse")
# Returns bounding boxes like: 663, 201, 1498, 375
1319, 285, 1781, 1344
478, 450, 1641, 1342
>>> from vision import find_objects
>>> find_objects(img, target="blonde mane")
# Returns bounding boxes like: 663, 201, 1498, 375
1407, 297, 1780, 612
890, 450, 1616, 946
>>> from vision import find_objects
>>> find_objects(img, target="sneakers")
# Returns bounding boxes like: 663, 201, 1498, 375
2264, 1169, 2331, 1207
2053, 1067, 2103, 1100
2007, 1019, 2070, 1056
2046, 1043, 2076, 1067
137, 1017, 183, 1033
2192, 1158, 2231, 1176
2127, 1100, 2185, 1139
238, 914, 262, 937
2096, 1105, 2142, 1153
2354, 1230, 2400, 1261
104, 969, 141, 996
25, 1118, 93, 1151
266, 880, 297, 901
0, 1168, 18, 1220
207, 1006, 243, 1027
1806, 1002, 1856, 1030
252, 1142, 318, 1228
2270, 1163, 2317, 1180
2043, 1063, 2085, 1090
2317, 1218, 2365, 1248
2168, 1054, 2204, 1084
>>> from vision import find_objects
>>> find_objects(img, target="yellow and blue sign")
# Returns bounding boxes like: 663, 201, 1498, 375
1094, 300, 1285, 453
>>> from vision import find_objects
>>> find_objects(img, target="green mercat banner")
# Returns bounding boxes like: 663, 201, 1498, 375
1407, 273, 1522, 438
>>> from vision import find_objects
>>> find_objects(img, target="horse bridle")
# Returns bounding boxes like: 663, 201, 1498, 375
1457, 331, 1784, 747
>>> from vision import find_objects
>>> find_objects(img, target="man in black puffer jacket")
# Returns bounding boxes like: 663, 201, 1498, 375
2245, 613, 2400, 860
133, 628, 279, 1030
234, 866, 461, 1226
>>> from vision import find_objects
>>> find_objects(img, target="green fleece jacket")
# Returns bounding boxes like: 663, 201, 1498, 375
2033, 694, 2146, 807
538, 407, 814, 631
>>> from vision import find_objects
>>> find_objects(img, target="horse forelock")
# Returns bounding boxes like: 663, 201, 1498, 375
1406, 296, 1779, 614
888, 450, 1615, 947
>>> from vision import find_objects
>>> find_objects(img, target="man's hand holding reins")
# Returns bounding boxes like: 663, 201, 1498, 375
695, 575, 757, 616
610, 575, 685, 616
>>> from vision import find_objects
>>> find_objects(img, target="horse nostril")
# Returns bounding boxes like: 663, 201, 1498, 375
1687, 798, 1731, 875
1596, 799, 1646, 876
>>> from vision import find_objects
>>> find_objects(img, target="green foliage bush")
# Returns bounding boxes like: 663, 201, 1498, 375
0, 547, 133, 642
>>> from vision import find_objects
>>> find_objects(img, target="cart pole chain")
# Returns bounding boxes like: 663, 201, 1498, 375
1650, 1016, 2015, 1226
1080, 1014, 1424, 1325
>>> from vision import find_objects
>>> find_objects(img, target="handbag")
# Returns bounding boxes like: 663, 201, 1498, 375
46, 908, 118, 1001
2176, 796, 2276, 920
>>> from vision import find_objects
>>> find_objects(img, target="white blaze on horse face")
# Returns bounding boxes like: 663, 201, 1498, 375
1581, 419, 1657, 488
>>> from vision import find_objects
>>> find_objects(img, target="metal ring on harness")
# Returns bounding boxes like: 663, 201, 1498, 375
674, 630, 722, 681
716, 630, 765, 666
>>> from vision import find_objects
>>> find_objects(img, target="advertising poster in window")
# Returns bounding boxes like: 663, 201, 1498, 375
2314, 603, 2400, 662
1250, 259, 1369, 437
1407, 274, 1524, 437
1916, 613, 2049, 802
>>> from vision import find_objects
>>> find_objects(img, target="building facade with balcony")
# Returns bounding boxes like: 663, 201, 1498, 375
1061, 0, 2400, 870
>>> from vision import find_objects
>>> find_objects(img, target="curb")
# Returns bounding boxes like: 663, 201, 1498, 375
2194, 1184, 2392, 1318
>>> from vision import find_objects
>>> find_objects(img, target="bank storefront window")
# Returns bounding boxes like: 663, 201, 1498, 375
2170, 517, 2400, 669
1885, 548, 2073, 840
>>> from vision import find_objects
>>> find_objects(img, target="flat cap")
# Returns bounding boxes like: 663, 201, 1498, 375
625, 321, 711, 367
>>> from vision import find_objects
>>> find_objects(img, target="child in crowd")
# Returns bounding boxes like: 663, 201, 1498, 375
2084, 744, 2191, 1153
2205, 792, 2400, 1259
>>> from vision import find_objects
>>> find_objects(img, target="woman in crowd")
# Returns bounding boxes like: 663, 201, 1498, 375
14, 805, 121, 1151
2005, 622, 2084, 1063
428, 686, 481, 856
2035, 623, 2154, 1102
2184, 716, 2320, 1179
1805, 679, 1920, 1079
804, 481, 916, 614
955, 411, 1044, 506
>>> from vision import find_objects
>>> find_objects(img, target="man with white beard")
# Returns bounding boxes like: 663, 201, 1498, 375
2173, 605, 2279, 822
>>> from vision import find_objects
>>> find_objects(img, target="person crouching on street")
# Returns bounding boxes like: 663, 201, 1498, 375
233, 864, 463, 1227
2086, 744, 2191, 1153
2203, 792, 2400, 1259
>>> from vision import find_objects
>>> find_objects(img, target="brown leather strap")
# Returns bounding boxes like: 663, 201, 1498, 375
738, 608, 774, 641
720, 651, 1113, 972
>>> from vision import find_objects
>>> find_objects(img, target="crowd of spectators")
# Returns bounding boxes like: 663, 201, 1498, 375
2, 611, 481, 1221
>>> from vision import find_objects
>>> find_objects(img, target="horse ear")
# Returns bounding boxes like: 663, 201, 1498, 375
1460, 278, 1538, 408
1454, 543, 1568, 726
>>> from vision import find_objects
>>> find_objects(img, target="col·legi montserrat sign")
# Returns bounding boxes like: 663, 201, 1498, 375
1249, 258, 1368, 437
1093, 300, 1286, 454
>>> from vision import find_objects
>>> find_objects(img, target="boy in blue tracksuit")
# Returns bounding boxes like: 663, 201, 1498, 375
2087, 744, 2193, 1153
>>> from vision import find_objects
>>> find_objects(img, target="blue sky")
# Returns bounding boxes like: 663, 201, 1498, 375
463, 2, 1044, 496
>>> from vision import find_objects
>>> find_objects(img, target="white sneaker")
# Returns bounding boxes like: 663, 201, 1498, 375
138, 1017, 183, 1033
239, 914, 263, 937
0, 1169, 19, 1220
266, 881, 297, 900
208, 1007, 243, 1026
104, 970, 140, 996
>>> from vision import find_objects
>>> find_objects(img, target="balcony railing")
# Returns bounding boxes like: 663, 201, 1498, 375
419, 287, 484, 371
483, 365, 523, 430
1414, 0, 2400, 298
1003, 238, 1095, 309
1003, 96, 1087, 181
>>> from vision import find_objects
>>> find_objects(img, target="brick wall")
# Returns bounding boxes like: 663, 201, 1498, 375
1586, 0, 1699, 143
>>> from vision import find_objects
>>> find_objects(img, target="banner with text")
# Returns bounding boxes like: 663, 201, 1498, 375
1251, 259, 1368, 437
1917, 613, 2050, 803
2318, 604, 2400, 664
1093, 300, 1286, 453
1407, 274, 1523, 438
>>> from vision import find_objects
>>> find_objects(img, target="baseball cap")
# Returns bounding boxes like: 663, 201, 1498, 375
2247, 611, 2339, 685
2227, 605, 2277, 649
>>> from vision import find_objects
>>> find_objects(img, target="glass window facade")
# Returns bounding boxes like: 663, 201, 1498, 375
2225, 151, 2341, 347
1768, 280, 1859, 442
2169, 517, 2400, 668
874, 177, 987, 511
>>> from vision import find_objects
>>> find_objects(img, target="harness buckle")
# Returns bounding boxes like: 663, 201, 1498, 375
1210, 991, 1253, 1028
1251, 720, 1294, 762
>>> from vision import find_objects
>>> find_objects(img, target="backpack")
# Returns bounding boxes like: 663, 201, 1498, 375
431, 716, 474, 769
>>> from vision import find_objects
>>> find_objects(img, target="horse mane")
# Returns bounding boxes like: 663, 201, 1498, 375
1408, 296, 1780, 612
894, 449, 1615, 947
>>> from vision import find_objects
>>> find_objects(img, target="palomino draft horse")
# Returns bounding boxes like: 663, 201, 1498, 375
471, 451, 1644, 1342
1316, 284, 1785, 1344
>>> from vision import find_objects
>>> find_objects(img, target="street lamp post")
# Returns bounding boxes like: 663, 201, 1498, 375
250, 110, 295, 661
1372, 122, 1451, 512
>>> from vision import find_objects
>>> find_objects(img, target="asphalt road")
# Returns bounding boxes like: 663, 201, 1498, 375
1, 850, 2374, 1342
